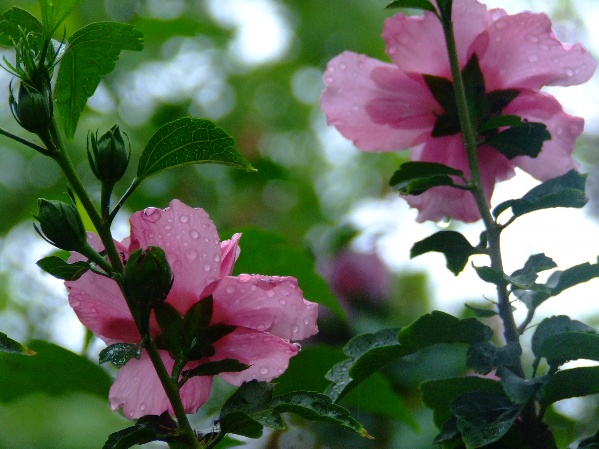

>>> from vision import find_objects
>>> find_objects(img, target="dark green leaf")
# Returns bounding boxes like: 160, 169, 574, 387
103, 414, 178, 449
183, 297, 213, 359
272, 392, 371, 438
36, 255, 90, 280
451, 392, 521, 448
0, 340, 112, 402
325, 328, 402, 401
531, 315, 595, 359
472, 265, 504, 285
55, 22, 143, 138
137, 117, 254, 180
99, 343, 141, 367
497, 366, 544, 404
389, 161, 465, 195
540, 332, 599, 367
0, 332, 35, 355
421, 377, 505, 428
485, 121, 550, 159
0, 7, 43, 46
41, 0, 85, 34
478, 115, 524, 133
183, 359, 249, 378
423, 74, 459, 136
385, 0, 438, 13
411, 231, 482, 275
466, 341, 521, 374
542, 366, 599, 405
465, 304, 498, 318
484, 90, 519, 117
154, 302, 184, 359
508, 253, 557, 288
462, 54, 486, 124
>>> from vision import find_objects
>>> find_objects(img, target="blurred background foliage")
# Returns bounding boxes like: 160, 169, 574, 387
0, 0, 597, 448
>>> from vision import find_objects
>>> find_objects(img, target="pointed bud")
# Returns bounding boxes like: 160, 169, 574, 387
9, 80, 53, 134
87, 125, 131, 185
123, 246, 173, 335
35, 199, 87, 252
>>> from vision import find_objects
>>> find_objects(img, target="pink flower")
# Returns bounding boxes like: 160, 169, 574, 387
321, 0, 596, 222
65, 199, 318, 419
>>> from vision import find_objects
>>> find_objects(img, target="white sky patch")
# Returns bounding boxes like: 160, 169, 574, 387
206, 0, 293, 66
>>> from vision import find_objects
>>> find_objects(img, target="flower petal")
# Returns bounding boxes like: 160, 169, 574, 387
504, 90, 580, 180
212, 275, 318, 340
220, 233, 241, 277
109, 350, 212, 419
213, 328, 299, 385
129, 199, 222, 314
321, 51, 437, 151
474, 12, 596, 91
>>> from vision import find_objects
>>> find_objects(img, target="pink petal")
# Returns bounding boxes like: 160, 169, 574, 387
473, 12, 596, 91
220, 233, 242, 277
212, 275, 318, 340
109, 350, 212, 419
213, 328, 299, 385
129, 199, 222, 315
504, 90, 580, 180
382, 0, 489, 77
321, 51, 437, 151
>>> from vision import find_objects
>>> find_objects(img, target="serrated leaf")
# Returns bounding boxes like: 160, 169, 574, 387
540, 332, 599, 367
389, 161, 465, 195
411, 231, 482, 275
41, 0, 84, 34
542, 366, 599, 405
183, 359, 249, 378
385, 0, 438, 13
55, 22, 143, 138
450, 391, 521, 448
271, 392, 371, 438
102, 414, 178, 449
99, 343, 141, 367
531, 315, 596, 359
0, 7, 43, 46
484, 121, 550, 159
421, 377, 505, 428
36, 255, 89, 280
466, 341, 521, 374
137, 117, 254, 180
0, 332, 35, 355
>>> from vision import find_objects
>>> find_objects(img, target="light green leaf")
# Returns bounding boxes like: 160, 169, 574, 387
0, 7, 43, 46
36, 255, 89, 280
40, 0, 85, 34
55, 22, 143, 138
137, 117, 255, 180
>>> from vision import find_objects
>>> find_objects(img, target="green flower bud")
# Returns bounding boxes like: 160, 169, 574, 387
34, 199, 88, 252
123, 246, 173, 335
9, 80, 53, 135
87, 125, 131, 185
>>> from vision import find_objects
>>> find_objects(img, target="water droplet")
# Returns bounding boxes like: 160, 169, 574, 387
164, 225, 172, 231
203, 237, 210, 243
291, 324, 299, 334
71, 300, 80, 307
279, 299, 286, 305
527, 54, 538, 63
190, 230, 199, 239
214, 254, 221, 262
225, 285, 235, 294
540, 44, 549, 51
139, 403, 146, 411
90, 307, 97, 313
204, 263, 212, 271
277, 368, 284, 374
259, 367, 270, 375
187, 250, 198, 260
142, 208, 161, 223
338, 62, 346, 70
265, 290, 275, 298
526, 34, 539, 43
387, 44, 397, 55
257, 324, 266, 331
250, 285, 257, 291
292, 343, 302, 351
325, 75, 334, 83
239, 274, 252, 282
565, 67, 574, 77
179, 214, 189, 223
352, 104, 359, 111
552, 57, 560, 64
129, 411, 135, 418
303, 318, 310, 325
279, 288, 289, 297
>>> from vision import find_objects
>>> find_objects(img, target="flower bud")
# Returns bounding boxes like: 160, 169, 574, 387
35, 199, 88, 252
87, 125, 131, 185
9, 80, 53, 134
123, 246, 173, 335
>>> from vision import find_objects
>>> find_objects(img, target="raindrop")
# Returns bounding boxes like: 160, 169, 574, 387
140, 403, 146, 411
190, 230, 199, 239
387, 44, 397, 54
90, 307, 97, 313
526, 34, 539, 43
552, 57, 560, 64
225, 285, 235, 294
187, 250, 198, 261
179, 215, 189, 223
214, 254, 221, 262
164, 225, 172, 231
259, 367, 270, 375
565, 67, 574, 77
279, 289, 289, 297
204, 263, 212, 271
352, 104, 359, 111
338, 62, 346, 71
71, 300, 81, 307
291, 324, 299, 334
325, 75, 334, 83
303, 318, 310, 325
257, 324, 266, 331
292, 343, 302, 351
527, 54, 538, 63
540, 44, 549, 51
142, 208, 161, 223
265, 290, 275, 298
279, 299, 286, 305
203, 237, 210, 243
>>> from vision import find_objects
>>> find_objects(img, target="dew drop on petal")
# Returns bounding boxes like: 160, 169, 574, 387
259, 367, 269, 375
265, 290, 275, 298
214, 254, 221, 262
179, 214, 189, 223
565, 67, 574, 77
90, 307, 97, 313
225, 285, 235, 294
279, 299, 286, 305
190, 230, 199, 239
292, 343, 302, 351
164, 225, 172, 231
142, 208, 161, 223
526, 34, 539, 43
387, 44, 397, 55
303, 318, 310, 325
71, 299, 80, 307
325, 75, 334, 83
279, 289, 289, 297
139, 403, 146, 411
527, 54, 538, 63
204, 263, 212, 271
291, 324, 299, 334
257, 324, 266, 331
187, 250, 198, 261
338, 62, 346, 71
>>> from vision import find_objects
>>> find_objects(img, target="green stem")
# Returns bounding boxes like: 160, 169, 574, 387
144, 339, 203, 449
0, 127, 50, 155
108, 177, 141, 224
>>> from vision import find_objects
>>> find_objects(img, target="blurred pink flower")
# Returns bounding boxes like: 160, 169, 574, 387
321, 0, 596, 222
66, 200, 318, 419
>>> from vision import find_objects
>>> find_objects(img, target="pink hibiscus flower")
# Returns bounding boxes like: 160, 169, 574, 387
65, 199, 318, 419
321, 0, 596, 222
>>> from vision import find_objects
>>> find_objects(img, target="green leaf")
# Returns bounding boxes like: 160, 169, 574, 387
494, 170, 588, 219
411, 231, 483, 275
465, 304, 498, 318
36, 255, 89, 280
325, 328, 402, 401
0, 340, 112, 402
531, 315, 595, 359
472, 265, 504, 285
484, 121, 550, 159
271, 392, 372, 438
0, 332, 35, 355
389, 161, 465, 195
154, 302, 184, 359
451, 392, 521, 448
540, 332, 599, 367
224, 227, 344, 318
398, 310, 493, 354
99, 343, 141, 367
182, 359, 249, 378
542, 366, 599, 405
509, 253, 557, 288
0, 7, 43, 46
385, 0, 438, 13
497, 366, 544, 404
421, 377, 505, 428
578, 429, 599, 449
478, 115, 525, 133
103, 414, 178, 449
137, 117, 255, 180
466, 341, 521, 374
40, 0, 85, 34
55, 22, 143, 138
